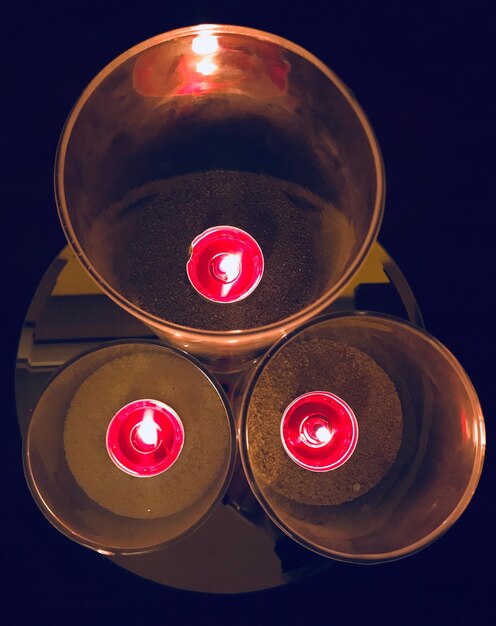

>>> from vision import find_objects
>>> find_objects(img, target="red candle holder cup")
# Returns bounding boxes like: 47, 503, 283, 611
106, 399, 185, 477
186, 225, 264, 303
280, 391, 359, 472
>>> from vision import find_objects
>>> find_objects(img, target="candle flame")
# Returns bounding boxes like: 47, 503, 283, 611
218, 253, 241, 282
192, 33, 219, 55
315, 424, 332, 444
136, 409, 159, 447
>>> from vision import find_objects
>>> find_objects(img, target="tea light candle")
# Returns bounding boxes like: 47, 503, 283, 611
245, 337, 403, 506
106, 399, 184, 477
280, 391, 359, 472
186, 225, 264, 303
116, 171, 351, 332
63, 346, 234, 520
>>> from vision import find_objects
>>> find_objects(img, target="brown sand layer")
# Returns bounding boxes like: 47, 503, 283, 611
64, 351, 231, 519
247, 338, 403, 506
98, 170, 353, 330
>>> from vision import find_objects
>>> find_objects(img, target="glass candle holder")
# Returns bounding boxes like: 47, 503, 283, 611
240, 312, 485, 562
55, 24, 384, 370
23, 341, 235, 555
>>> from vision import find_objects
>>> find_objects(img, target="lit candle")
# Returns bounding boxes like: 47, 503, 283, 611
106, 399, 184, 477
280, 391, 358, 472
186, 225, 264, 303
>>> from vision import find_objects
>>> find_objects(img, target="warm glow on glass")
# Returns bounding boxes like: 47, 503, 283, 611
192, 33, 219, 55
196, 58, 217, 76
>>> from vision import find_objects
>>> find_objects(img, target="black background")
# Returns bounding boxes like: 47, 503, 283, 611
2, 1, 494, 624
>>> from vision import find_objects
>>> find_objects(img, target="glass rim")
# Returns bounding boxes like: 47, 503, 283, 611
54, 23, 385, 340
239, 310, 486, 563
23, 338, 237, 555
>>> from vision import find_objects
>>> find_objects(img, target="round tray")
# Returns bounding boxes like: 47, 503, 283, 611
16, 242, 423, 594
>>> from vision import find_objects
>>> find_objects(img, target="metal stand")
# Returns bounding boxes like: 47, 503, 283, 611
15, 242, 422, 593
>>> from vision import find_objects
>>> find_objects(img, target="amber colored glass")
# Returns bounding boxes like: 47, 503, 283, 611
240, 313, 485, 562
23, 341, 235, 555
55, 25, 384, 369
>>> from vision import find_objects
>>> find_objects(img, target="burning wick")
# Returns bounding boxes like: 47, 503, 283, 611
186, 225, 264, 303
131, 409, 159, 450
300, 415, 333, 446
210, 253, 241, 283
192, 33, 219, 77
106, 399, 184, 477
281, 391, 359, 472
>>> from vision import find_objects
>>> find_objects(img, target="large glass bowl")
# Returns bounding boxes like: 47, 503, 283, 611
55, 24, 384, 369
240, 312, 485, 562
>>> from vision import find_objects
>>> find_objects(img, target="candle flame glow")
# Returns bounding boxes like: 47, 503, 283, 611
315, 425, 332, 444
218, 253, 241, 282
136, 409, 159, 447
192, 33, 219, 55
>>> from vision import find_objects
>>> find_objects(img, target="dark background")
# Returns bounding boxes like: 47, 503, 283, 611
2, 1, 494, 624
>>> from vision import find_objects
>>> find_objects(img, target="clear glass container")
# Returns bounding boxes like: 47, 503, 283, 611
55, 24, 384, 370
240, 312, 485, 562
23, 340, 236, 555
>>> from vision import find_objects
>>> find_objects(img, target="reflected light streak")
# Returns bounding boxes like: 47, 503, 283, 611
192, 33, 219, 55
196, 58, 217, 75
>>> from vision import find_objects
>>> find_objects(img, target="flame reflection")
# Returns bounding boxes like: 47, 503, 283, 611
192, 33, 219, 55
133, 34, 290, 97
196, 58, 217, 76
315, 425, 332, 444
